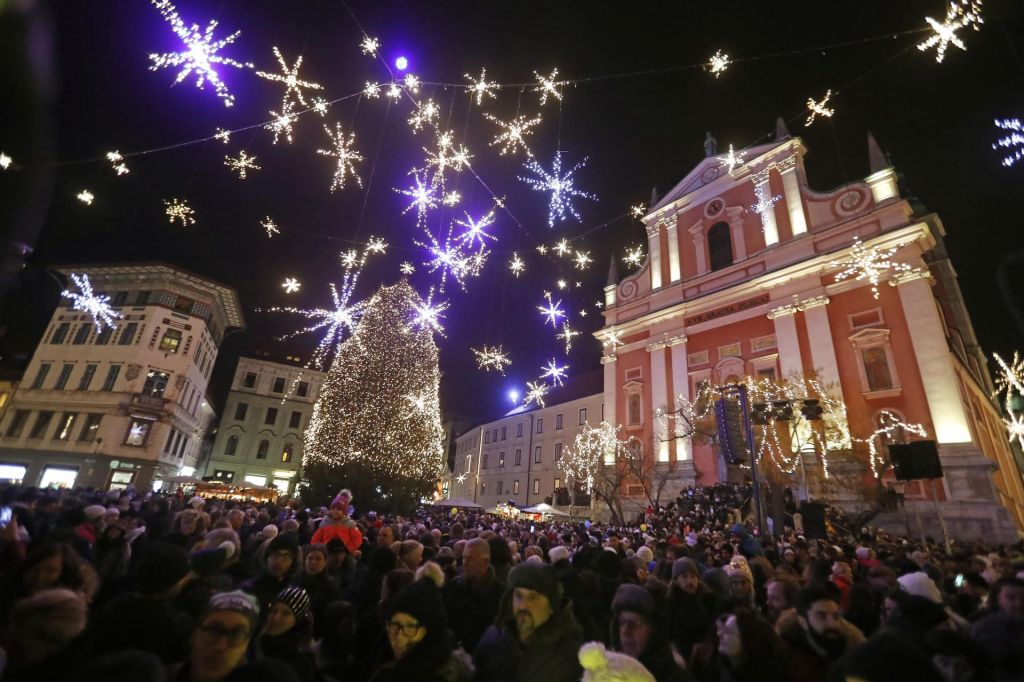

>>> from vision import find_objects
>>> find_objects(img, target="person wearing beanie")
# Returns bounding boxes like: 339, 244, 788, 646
76, 504, 107, 549
189, 496, 206, 509
474, 563, 583, 682
3, 588, 89, 681
443, 537, 505, 653
311, 488, 363, 554
578, 641, 655, 682
635, 546, 654, 566
370, 573, 473, 682
609, 584, 691, 682
170, 591, 259, 682
549, 544, 572, 566
666, 557, 718, 663
241, 532, 300, 621
259, 587, 316, 682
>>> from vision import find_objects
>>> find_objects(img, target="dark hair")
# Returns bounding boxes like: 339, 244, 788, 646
13, 543, 86, 595
990, 576, 1024, 612
767, 573, 800, 606
726, 609, 787, 666
795, 584, 839, 616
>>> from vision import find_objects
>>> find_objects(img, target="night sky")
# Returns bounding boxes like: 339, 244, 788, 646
1, 1, 1022, 426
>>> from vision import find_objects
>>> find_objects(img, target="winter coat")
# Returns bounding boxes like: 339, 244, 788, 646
294, 571, 344, 638
240, 572, 290, 625
260, 624, 316, 682
776, 609, 863, 682
370, 647, 474, 682
972, 612, 1024, 682
443, 566, 505, 652
665, 584, 719, 661
93, 592, 194, 664
473, 595, 584, 682
312, 515, 363, 553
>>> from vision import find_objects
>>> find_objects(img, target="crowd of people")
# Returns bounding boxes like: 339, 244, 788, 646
0, 481, 1020, 682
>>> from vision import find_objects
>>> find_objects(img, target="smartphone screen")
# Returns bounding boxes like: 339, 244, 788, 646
0, 507, 11, 526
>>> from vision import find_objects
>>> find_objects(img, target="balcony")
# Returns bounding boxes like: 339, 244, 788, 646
131, 393, 169, 413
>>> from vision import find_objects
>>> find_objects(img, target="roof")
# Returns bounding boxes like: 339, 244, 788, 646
502, 368, 604, 418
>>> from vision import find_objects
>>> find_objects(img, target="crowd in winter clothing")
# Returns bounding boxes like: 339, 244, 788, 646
0, 482, 1021, 682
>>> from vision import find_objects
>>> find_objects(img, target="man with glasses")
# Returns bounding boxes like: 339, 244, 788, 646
610, 584, 691, 681
173, 590, 259, 682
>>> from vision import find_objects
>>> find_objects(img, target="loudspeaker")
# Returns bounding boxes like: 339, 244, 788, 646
889, 440, 943, 480
801, 502, 826, 540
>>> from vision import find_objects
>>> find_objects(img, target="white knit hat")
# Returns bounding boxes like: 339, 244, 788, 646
579, 642, 655, 682
549, 545, 571, 564
261, 524, 279, 539
897, 571, 942, 603
636, 546, 654, 563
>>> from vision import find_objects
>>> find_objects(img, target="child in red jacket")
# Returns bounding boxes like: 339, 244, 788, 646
312, 489, 363, 553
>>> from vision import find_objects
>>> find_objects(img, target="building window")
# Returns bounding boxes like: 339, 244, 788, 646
497, 480, 503, 495
516, 423, 523, 438
515, 449, 522, 466
501, 426, 507, 440
554, 478, 561, 491
628, 394, 642, 426
256, 440, 269, 459
579, 408, 587, 425
95, 327, 113, 345
125, 417, 153, 446
244, 474, 266, 487
556, 414, 563, 430
5, 410, 30, 438
265, 407, 278, 425
272, 377, 286, 393
224, 435, 239, 456
54, 363, 74, 390
492, 428, 498, 441
173, 297, 194, 314
159, 329, 183, 353
297, 381, 309, 397
30, 363, 51, 389
484, 431, 490, 444
136, 291, 151, 305
289, 411, 302, 429
708, 221, 733, 271
862, 347, 893, 391
481, 482, 487, 496
142, 371, 169, 397
536, 419, 544, 434
483, 454, 488, 469
513, 480, 520, 495
234, 403, 248, 421
0, 464, 26, 484
281, 443, 294, 463
243, 372, 257, 388
555, 443, 563, 460
78, 364, 98, 391
53, 413, 78, 441
50, 323, 70, 344
118, 322, 138, 346
850, 329, 900, 395
499, 451, 505, 467
28, 411, 54, 439
39, 467, 77, 489
78, 414, 102, 442
72, 323, 92, 345
534, 446, 542, 464
112, 291, 128, 306
533, 479, 540, 495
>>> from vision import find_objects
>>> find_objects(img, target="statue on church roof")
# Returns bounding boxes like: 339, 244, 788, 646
704, 131, 718, 157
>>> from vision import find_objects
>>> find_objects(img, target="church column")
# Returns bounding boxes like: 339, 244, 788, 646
892, 270, 973, 444
768, 304, 803, 381
725, 207, 747, 260
665, 218, 681, 284
800, 297, 841, 388
647, 340, 670, 462
647, 223, 662, 290
778, 156, 808, 236
689, 221, 707, 276
601, 354, 618, 463
754, 169, 780, 246
668, 335, 691, 461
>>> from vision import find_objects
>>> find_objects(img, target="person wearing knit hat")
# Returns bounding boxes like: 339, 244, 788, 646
311, 488, 363, 554
666, 557, 718, 664
635, 546, 654, 565
188, 495, 205, 509
259, 586, 316, 681
473, 562, 583, 682
548, 544, 572, 566
609, 584, 689, 681
241, 532, 299, 620
5, 589, 88, 672
578, 642, 655, 682
183, 591, 259, 682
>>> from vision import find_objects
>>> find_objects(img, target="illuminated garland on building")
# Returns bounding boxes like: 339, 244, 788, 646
560, 421, 629, 495
829, 237, 911, 299
994, 353, 1024, 447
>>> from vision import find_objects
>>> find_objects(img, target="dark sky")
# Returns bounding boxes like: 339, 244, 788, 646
1, 0, 1023, 425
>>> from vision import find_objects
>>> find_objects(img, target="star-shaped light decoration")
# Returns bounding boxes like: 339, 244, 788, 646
579, 309, 588, 318
573, 250, 593, 270
509, 252, 525, 278
557, 279, 568, 290
538, 291, 566, 327
366, 236, 388, 254
708, 50, 731, 78
829, 237, 911, 300
473, 345, 512, 374
266, 102, 297, 144
214, 128, 231, 143
224, 150, 260, 179
623, 246, 645, 268
399, 262, 416, 275
405, 391, 432, 414
536, 244, 549, 256
553, 239, 572, 257
540, 359, 569, 387
363, 82, 381, 99
408, 99, 440, 133
164, 198, 196, 226
602, 328, 623, 351
340, 250, 359, 268
417, 226, 487, 292
396, 170, 439, 225
386, 82, 402, 100
0, 152, 11, 170
455, 209, 497, 248
282, 277, 301, 293
523, 381, 550, 409
411, 288, 449, 336
106, 151, 129, 175
805, 90, 835, 127
558, 323, 580, 354
147, 0, 253, 107
534, 69, 562, 105
456, 473, 468, 484
722, 144, 744, 172
994, 118, 1024, 168
918, 0, 983, 63
76, 190, 95, 205
630, 204, 645, 219
360, 36, 380, 56
749, 182, 781, 226
466, 68, 498, 105
994, 353, 1024, 448
62, 273, 123, 331
311, 97, 329, 116
403, 73, 421, 93
317, 123, 363, 191
484, 113, 543, 156
520, 152, 597, 227
261, 217, 280, 238
256, 47, 323, 109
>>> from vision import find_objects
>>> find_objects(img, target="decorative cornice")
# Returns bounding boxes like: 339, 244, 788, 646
776, 155, 798, 173
798, 295, 830, 310
666, 334, 688, 347
888, 268, 932, 287
645, 223, 661, 239
767, 304, 798, 320
600, 354, 617, 365
646, 340, 668, 352
752, 168, 771, 184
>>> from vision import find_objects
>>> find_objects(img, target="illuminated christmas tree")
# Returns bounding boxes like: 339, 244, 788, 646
302, 280, 445, 508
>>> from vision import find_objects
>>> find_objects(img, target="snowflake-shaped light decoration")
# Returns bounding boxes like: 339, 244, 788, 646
423, 131, 472, 185
557, 279, 568, 290
540, 359, 569, 386
573, 250, 593, 270
256, 46, 323, 109
147, 0, 253, 107
0, 152, 11, 170
630, 204, 645, 219
317, 123, 363, 191
805, 90, 835, 127
523, 381, 550, 409
261, 217, 280, 238
396, 170, 439, 225
722, 144, 744, 172
76, 190, 95, 205
365, 236, 387, 255
553, 239, 572, 257
473, 345, 512, 374
408, 99, 440, 133
602, 328, 623, 351
994, 353, 1024, 448
266, 102, 297, 144
829, 237, 911, 300
106, 151, 129, 175
164, 198, 196, 226
399, 262, 416, 275
708, 49, 731, 78
311, 97, 329, 116
224, 150, 260, 179
595, 300, 604, 309
360, 36, 380, 56
386, 82, 403, 100
411, 288, 448, 336
509, 252, 525, 277
417, 225, 486, 292
534, 69, 562, 105
340, 250, 359, 268
442, 191, 461, 206
403, 73, 421, 93
558, 323, 580, 354
455, 209, 497, 248
363, 82, 381, 99
994, 118, 1024, 167
62, 273, 123, 331
538, 291, 566, 327
623, 246, 645, 268
456, 473, 468, 484
214, 128, 231, 143
484, 113, 543, 156
466, 68, 498, 105
749, 182, 781, 226
579, 309, 588, 318
519, 152, 597, 227
405, 390, 432, 414
918, 0, 983, 63
282, 277, 301, 293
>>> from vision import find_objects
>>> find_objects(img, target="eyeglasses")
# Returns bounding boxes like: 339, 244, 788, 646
617, 617, 650, 631
197, 624, 250, 647
386, 620, 423, 637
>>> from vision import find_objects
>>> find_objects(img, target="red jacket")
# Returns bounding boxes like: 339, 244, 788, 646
311, 516, 363, 553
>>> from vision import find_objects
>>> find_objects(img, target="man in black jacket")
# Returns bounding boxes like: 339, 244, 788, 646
443, 538, 505, 652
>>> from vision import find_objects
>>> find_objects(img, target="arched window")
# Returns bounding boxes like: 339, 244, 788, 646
628, 394, 642, 425
281, 443, 294, 463
862, 347, 893, 391
256, 439, 269, 459
224, 435, 239, 456
707, 222, 733, 271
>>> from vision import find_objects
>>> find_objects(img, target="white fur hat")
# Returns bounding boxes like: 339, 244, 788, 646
549, 545, 571, 564
897, 571, 942, 603
579, 642, 655, 682
261, 524, 279, 539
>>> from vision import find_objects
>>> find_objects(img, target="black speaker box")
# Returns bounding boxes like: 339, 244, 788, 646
889, 440, 943, 480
